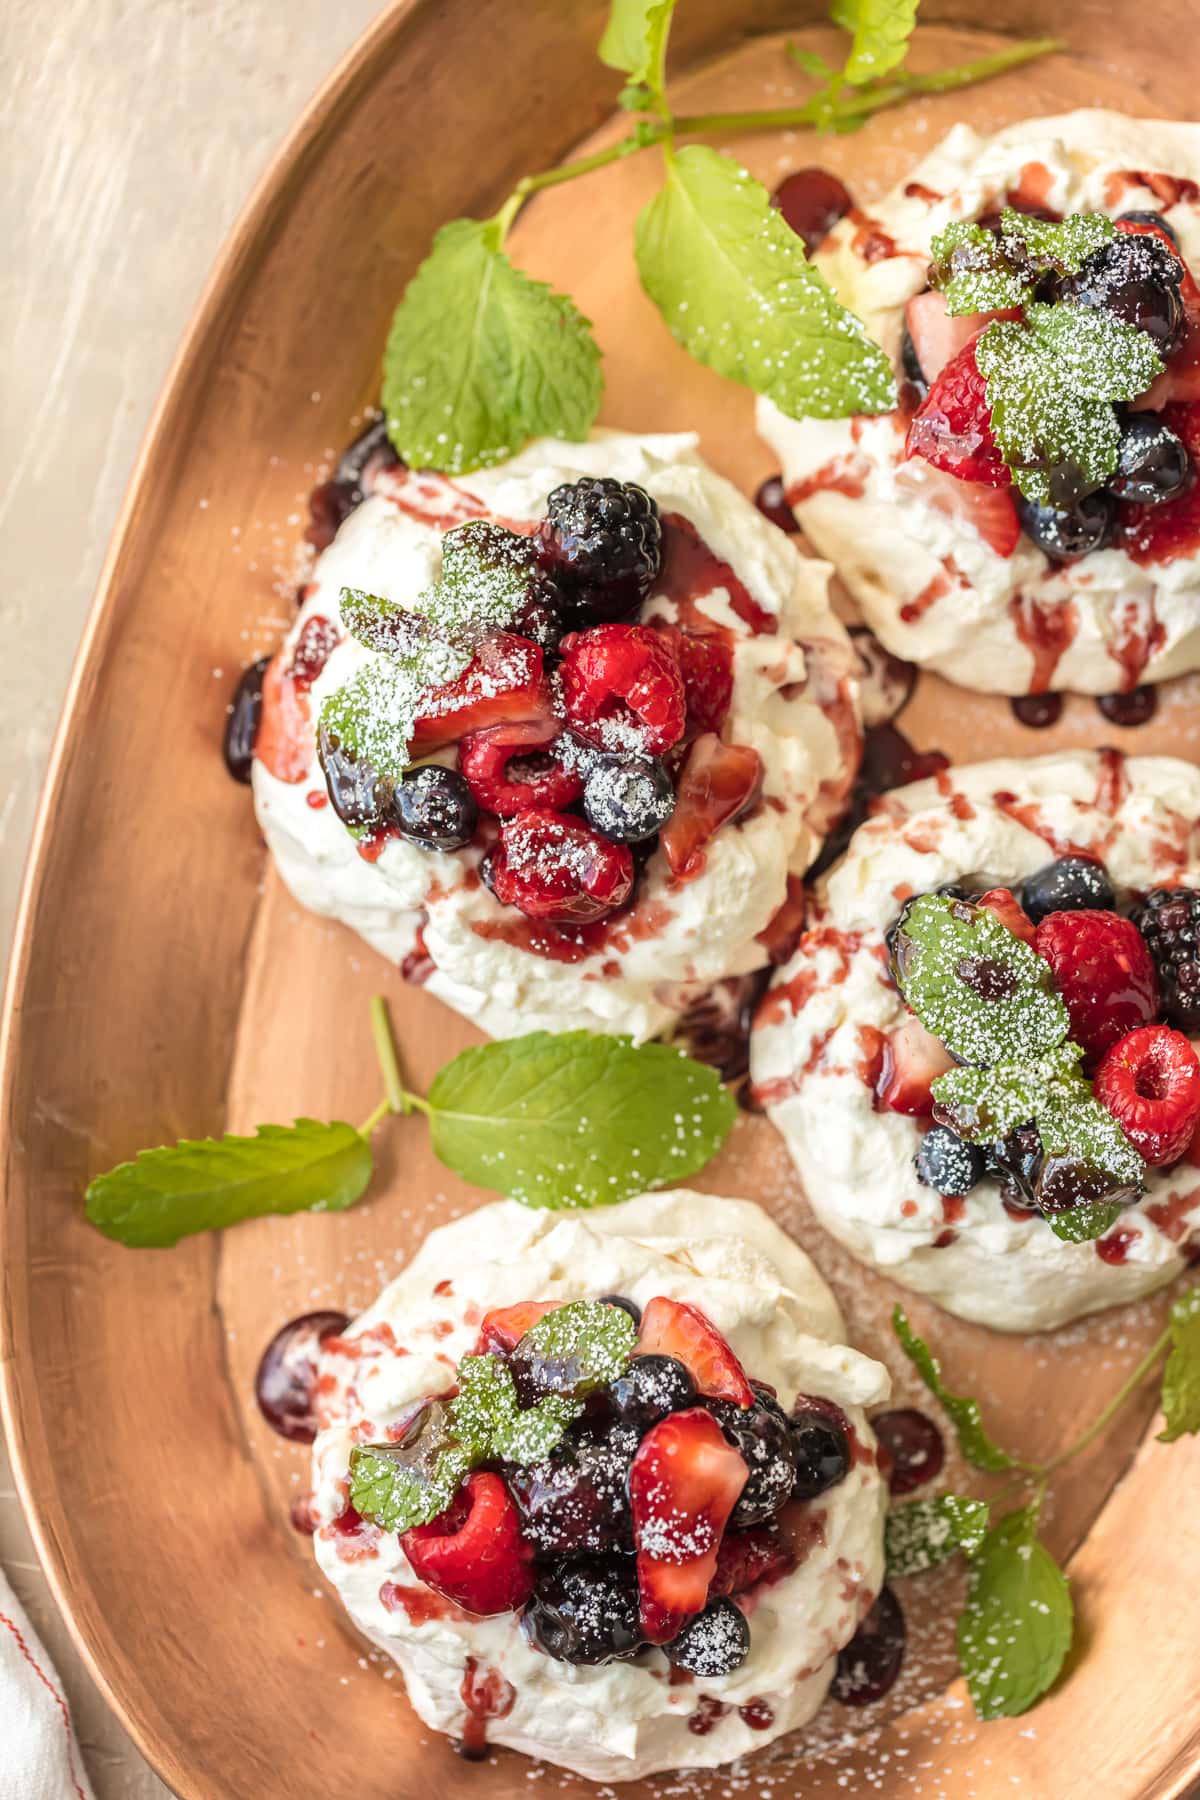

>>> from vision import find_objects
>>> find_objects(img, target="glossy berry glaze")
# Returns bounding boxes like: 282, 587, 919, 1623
871, 1408, 945, 1496
254, 1310, 350, 1443
832, 1586, 907, 1706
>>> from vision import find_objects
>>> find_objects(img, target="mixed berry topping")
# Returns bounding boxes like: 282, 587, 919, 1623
538, 476, 664, 624
886, 867, 1200, 1239
343, 1294, 862, 1683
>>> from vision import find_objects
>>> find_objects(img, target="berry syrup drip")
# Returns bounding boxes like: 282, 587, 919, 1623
850, 627, 918, 730
753, 474, 800, 533
1009, 593, 1079, 696
811, 723, 949, 880
1097, 685, 1159, 727
456, 1657, 516, 1761
306, 416, 401, 554
1011, 692, 1064, 729
674, 969, 773, 1103
870, 1408, 945, 1497
223, 655, 271, 783
659, 513, 777, 637
831, 1586, 906, 1705
254, 1310, 350, 1443
687, 1694, 728, 1736
770, 167, 854, 256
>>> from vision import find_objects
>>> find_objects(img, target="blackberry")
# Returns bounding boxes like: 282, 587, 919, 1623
915, 1125, 986, 1198
538, 478, 663, 623
607, 1354, 695, 1434
706, 1387, 797, 1527
1020, 855, 1114, 924
1018, 492, 1115, 561
389, 766, 478, 851
506, 1423, 634, 1556
664, 1598, 750, 1677
790, 1399, 851, 1500
523, 1559, 643, 1665
1133, 888, 1200, 1033
583, 755, 676, 844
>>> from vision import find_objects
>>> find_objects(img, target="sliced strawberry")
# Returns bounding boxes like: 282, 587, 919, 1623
1117, 402, 1200, 565
254, 652, 313, 785
476, 1300, 562, 1355
1131, 307, 1200, 411
401, 1472, 535, 1617
408, 633, 554, 755
1095, 1025, 1200, 1166
660, 735, 764, 880
636, 1296, 754, 1407
904, 462, 1021, 559
629, 1408, 748, 1643
648, 621, 734, 738
905, 339, 1013, 490
977, 886, 1037, 947
710, 1522, 796, 1599
1034, 909, 1160, 1065
904, 290, 1022, 386
458, 719, 583, 816
875, 1014, 955, 1117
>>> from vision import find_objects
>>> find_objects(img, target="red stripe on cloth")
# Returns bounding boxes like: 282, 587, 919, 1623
0, 1605, 88, 1800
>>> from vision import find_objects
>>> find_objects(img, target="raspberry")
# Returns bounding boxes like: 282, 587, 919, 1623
458, 720, 583, 816
1095, 1025, 1200, 1166
559, 622, 686, 756
537, 477, 663, 623
648, 621, 734, 736
401, 1471, 535, 1616
1131, 887, 1200, 1032
487, 809, 634, 924
1033, 909, 1159, 1063
905, 338, 1013, 489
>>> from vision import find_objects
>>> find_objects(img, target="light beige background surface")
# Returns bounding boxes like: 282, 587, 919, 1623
2, 3, 383, 1792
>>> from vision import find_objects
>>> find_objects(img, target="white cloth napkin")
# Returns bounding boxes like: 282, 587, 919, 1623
0, 1570, 94, 1800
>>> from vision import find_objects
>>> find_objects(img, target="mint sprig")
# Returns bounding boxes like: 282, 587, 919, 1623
831, 0, 919, 86
957, 1507, 1073, 1719
885, 1492, 990, 1578
84, 1005, 736, 1248
598, 0, 676, 94
893, 1308, 1015, 1472
931, 208, 1115, 317
1159, 1287, 1200, 1442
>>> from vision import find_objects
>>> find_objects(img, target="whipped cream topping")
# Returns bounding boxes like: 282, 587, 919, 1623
252, 431, 860, 1042
309, 1191, 889, 1780
751, 751, 1200, 1332
759, 111, 1200, 696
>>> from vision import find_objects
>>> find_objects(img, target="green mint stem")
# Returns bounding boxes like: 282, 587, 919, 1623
1031, 1325, 1173, 1477
370, 994, 412, 1116
358, 1097, 393, 1138
493, 133, 656, 238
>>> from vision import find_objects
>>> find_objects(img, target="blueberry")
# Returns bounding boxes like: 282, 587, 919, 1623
598, 1293, 642, 1327
707, 1390, 797, 1527
607, 1355, 695, 1434
224, 657, 271, 784
523, 1559, 643, 1665
583, 756, 676, 843
832, 1587, 906, 1705
1018, 491, 1115, 562
914, 1125, 986, 1198
317, 724, 386, 828
1114, 209, 1180, 247
1020, 855, 1115, 924
664, 1598, 750, 1677
985, 1121, 1045, 1210
506, 1424, 634, 1556
1065, 234, 1184, 355
389, 765, 478, 851
1110, 415, 1191, 505
790, 1401, 851, 1499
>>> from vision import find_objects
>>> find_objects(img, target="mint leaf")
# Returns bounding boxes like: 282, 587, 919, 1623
930, 221, 1030, 316
885, 1493, 990, 1578
1026, 303, 1163, 404
893, 1308, 1015, 1472
892, 894, 1070, 1066
1159, 1286, 1200, 1442
318, 659, 431, 783
522, 1299, 638, 1391
977, 316, 1122, 507
1036, 1081, 1144, 1200
85, 1119, 373, 1249
932, 1044, 1084, 1143
1042, 1197, 1125, 1243
599, 0, 676, 91
958, 1508, 1073, 1719
426, 1030, 736, 1209
831, 0, 919, 85
634, 145, 896, 420
451, 1355, 580, 1464
1001, 208, 1114, 276
383, 218, 602, 476
349, 1406, 470, 1532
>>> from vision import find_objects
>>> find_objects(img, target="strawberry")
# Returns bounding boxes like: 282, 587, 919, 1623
1095, 1025, 1200, 1167
710, 1522, 796, 1599
254, 651, 313, 785
560, 621, 686, 756
905, 339, 1013, 490
1130, 308, 1200, 411
408, 633, 554, 755
977, 886, 1037, 947
401, 1472, 535, 1616
1117, 402, 1200, 565
458, 719, 583, 816
628, 1408, 748, 1643
1034, 910, 1160, 1064
904, 290, 1022, 386
648, 621, 734, 738
875, 1014, 955, 1116
905, 462, 1021, 559
636, 1296, 755, 1407
476, 1300, 562, 1355
660, 735, 764, 880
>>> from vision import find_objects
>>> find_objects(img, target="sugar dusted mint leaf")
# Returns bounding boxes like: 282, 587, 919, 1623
891, 894, 1070, 1067
349, 1410, 471, 1532
1036, 1077, 1145, 1196
893, 1308, 1015, 1472
318, 659, 427, 782
1026, 302, 1163, 404
976, 316, 1122, 507
492, 1393, 581, 1464
598, 0, 676, 90
1042, 1196, 1126, 1243
932, 1044, 1083, 1144
339, 587, 441, 657
426, 1031, 736, 1209
451, 1353, 580, 1465
830, 0, 919, 84
957, 1507, 1073, 1719
885, 1493, 991, 1578
930, 220, 1030, 316
634, 146, 896, 421
1159, 1286, 1200, 1443
1000, 206, 1114, 276
522, 1299, 638, 1394
383, 218, 602, 476
427, 520, 539, 639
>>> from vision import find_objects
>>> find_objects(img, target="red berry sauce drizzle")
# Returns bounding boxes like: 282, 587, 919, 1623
456, 1657, 516, 1762
254, 1310, 350, 1443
